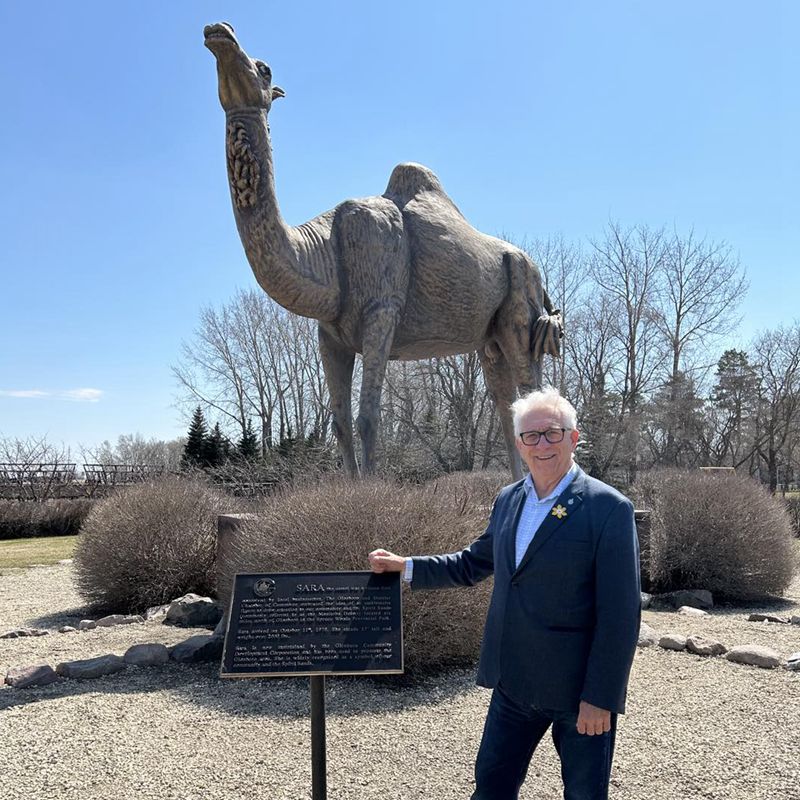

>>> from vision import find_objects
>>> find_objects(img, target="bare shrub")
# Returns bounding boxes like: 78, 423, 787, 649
634, 469, 799, 599
0, 499, 94, 540
218, 472, 505, 674
73, 476, 225, 613
782, 496, 800, 538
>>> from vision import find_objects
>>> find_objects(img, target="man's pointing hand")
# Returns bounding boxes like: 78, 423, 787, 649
368, 549, 406, 573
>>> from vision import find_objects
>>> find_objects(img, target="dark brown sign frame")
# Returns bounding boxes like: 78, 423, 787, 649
220, 570, 403, 678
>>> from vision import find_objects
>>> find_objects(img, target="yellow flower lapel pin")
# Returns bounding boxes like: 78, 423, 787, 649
551, 504, 568, 519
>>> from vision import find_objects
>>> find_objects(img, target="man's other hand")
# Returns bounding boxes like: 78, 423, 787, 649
576, 701, 611, 735
368, 549, 406, 573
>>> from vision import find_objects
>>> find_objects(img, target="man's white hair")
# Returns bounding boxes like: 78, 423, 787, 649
511, 387, 578, 434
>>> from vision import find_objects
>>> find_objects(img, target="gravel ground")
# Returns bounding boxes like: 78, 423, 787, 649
1, 564, 799, 800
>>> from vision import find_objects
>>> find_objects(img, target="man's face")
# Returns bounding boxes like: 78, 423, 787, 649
515, 403, 579, 487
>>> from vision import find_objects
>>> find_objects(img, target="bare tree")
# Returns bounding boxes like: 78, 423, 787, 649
751, 324, 800, 493
0, 435, 75, 500
83, 434, 185, 471
590, 223, 667, 482
173, 290, 330, 456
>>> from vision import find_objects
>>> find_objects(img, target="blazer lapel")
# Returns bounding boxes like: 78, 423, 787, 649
502, 482, 528, 574
513, 468, 587, 576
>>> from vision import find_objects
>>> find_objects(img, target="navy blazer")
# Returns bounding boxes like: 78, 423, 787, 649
411, 466, 641, 714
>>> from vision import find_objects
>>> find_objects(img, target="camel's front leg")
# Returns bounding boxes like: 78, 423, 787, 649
357, 304, 399, 475
479, 348, 523, 480
318, 326, 358, 477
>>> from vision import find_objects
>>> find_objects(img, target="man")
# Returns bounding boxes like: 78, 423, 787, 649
369, 387, 640, 800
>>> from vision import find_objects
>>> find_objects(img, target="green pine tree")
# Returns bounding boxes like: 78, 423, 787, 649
203, 422, 228, 468
237, 418, 260, 460
182, 406, 208, 469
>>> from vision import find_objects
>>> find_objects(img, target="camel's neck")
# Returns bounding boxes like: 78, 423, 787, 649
224, 109, 340, 321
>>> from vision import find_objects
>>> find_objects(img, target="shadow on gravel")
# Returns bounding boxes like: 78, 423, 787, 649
24, 606, 94, 629
0, 660, 481, 718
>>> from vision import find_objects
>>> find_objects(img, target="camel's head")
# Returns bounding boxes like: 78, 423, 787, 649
204, 22, 285, 113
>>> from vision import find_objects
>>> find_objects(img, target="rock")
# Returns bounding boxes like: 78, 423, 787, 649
747, 613, 789, 624
78, 619, 96, 631
786, 652, 800, 671
144, 604, 170, 622
659, 634, 688, 651
637, 622, 658, 648
124, 643, 170, 666
657, 589, 714, 610
0, 628, 50, 639
4, 663, 61, 689
678, 606, 708, 617
640, 592, 652, 610
57, 559, 73, 565
56, 654, 127, 680
58, 625, 78, 634
686, 635, 727, 657
169, 634, 224, 663
725, 645, 782, 669
165, 594, 223, 628
95, 614, 144, 627
790, 616, 800, 626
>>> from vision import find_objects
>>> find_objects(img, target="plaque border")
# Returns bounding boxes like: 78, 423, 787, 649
220, 570, 404, 679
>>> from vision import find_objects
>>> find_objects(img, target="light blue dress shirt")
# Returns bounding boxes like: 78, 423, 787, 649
514, 463, 578, 567
403, 462, 578, 581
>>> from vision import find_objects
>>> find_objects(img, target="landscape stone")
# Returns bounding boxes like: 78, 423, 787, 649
96, 614, 144, 627
637, 622, 658, 648
678, 606, 708, 617
169, 634, 224, 663
725, 645, 782, 669
686, 635, 727, 657
144, 604, 170, 622
657, 589, 714, 610
0, 628, 50, 639
640, 592, 652, 610
166, 594, 223, 628
56, 654, 127, 680
788, 616, 800, 626
58, 625, 78, 633
124, 643, 170, 666
747, 613, 788, 624
4, 663, 61, 689
786, 652, 800, 671
78, 620, 97, 631
659, 634, 688, 651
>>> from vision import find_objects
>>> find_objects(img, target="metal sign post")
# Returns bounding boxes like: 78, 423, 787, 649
310, 675, 327, 800
220, 571, 404, 800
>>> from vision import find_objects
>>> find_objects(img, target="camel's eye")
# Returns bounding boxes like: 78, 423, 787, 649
256, 62, 272, 80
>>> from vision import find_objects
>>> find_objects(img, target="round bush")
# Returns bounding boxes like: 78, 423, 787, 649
74, 476, 224, 612
634, 469, 799, 600
218, 472, 507, 674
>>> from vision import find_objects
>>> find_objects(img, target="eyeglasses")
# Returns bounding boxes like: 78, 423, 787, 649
518, 427, 571, 446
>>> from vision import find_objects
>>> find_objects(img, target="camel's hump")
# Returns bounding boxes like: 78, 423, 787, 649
383, 162, 464, 216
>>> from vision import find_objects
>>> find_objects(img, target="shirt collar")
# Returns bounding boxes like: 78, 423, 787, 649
523, 462, 578, 503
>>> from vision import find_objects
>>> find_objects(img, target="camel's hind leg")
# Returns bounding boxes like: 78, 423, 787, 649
492, 250, 545, 394
480, 348, 524, 480
319, 325, 359, 477
357, 302, 400, 476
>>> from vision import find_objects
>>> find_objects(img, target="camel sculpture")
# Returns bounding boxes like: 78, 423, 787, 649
204, 22, 563, 479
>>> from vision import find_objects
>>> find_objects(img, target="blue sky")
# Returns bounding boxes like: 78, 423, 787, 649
0, 1, 797, 457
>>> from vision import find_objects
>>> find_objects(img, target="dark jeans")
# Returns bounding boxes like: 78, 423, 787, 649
470, 686, 617, 800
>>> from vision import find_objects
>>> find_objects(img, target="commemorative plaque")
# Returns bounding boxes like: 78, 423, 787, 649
221, 571, 403, 677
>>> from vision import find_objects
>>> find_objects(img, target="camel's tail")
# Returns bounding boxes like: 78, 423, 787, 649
532, 288, 564, 360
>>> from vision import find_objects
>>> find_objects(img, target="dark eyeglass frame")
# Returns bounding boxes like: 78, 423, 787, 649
518, 427, 571, 446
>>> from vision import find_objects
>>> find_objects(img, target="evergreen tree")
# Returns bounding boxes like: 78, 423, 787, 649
203, 423, 228, 468
237, 418, 260, 461
182, 407, 208, 469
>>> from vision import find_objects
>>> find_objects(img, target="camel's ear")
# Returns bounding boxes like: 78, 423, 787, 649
271, 86, 286, 100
